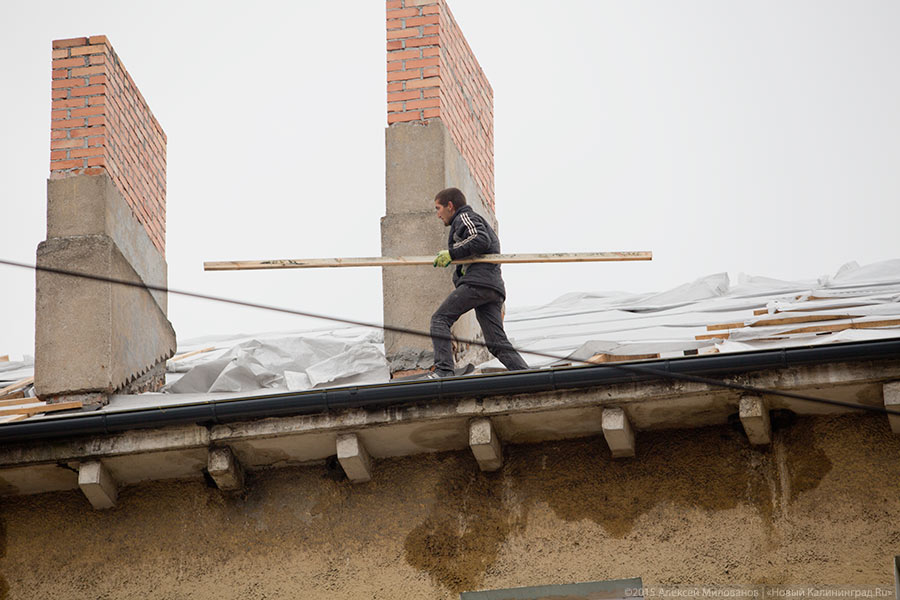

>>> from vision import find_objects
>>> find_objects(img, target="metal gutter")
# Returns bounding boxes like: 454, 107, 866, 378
1, 337, 899, 444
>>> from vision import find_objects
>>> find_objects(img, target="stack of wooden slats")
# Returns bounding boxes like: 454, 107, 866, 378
0, 377, 83, 424
697, 294, 900, 342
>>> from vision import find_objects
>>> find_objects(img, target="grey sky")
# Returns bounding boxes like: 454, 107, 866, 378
1, 1, 898, 361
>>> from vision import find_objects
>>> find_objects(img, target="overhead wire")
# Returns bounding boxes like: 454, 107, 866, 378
2, 257, 899, 417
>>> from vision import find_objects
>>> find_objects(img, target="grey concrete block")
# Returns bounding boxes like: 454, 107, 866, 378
208, 447, 244, 491
739, 395, 772, 445
78, 460, 117, 509
469, 418, 503, 471
382, 119, 495, 372
35, 235, 176, 398
385, 120, 495, 229
883, 382, 900, 434
337, 433, 373, 483
602, 407, 635, 458
385, 121, 447, 216
47, 173, 168, 313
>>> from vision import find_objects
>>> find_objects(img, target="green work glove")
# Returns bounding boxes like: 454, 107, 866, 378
433, 250, 452, 268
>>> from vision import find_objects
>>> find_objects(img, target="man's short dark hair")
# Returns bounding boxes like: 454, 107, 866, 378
435, 187, 467, 208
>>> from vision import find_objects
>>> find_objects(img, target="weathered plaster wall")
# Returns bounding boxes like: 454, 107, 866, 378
1, 415, 897, 599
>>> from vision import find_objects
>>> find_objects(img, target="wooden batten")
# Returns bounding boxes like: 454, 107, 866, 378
587, 352, 661, 364
0, 399, 83, 418
0, 392, 29, 406
0, 377, 34, 397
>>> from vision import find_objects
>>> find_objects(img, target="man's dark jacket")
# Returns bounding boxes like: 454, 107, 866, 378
446, 205, 506, 297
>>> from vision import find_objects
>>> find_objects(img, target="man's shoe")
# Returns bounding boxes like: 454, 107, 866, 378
423, 370, 454, 379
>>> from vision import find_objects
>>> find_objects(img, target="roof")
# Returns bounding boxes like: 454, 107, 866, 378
2, 258, 900, 425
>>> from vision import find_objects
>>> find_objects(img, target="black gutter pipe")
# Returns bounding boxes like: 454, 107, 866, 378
2, 338, 899, 444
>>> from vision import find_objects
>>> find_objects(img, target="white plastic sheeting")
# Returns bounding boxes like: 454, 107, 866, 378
164, 329, 388, 394
0, 357, 34, 385
478, 259, 900, 369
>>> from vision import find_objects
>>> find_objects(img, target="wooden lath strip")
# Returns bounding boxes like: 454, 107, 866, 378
0, 377, 34, 397
780, 318, 900, 336
751, 314, 857, 328
696, 332, 730, 341
706, 321, 749, 332
0, 399, 82, 417
709, 313, 860, 332
0, 392, 31, 406
697, 318, 900, 341
587, 352, 660, 364
0, 414, 28, 424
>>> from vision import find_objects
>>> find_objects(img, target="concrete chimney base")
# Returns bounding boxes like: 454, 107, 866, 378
382, 120, 496, 373
35, 173, 176, 403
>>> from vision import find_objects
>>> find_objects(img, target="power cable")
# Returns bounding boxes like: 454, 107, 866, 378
2, 257, 899, 417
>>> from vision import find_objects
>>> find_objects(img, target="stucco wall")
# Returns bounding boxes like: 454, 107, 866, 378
1, 414, 898, 599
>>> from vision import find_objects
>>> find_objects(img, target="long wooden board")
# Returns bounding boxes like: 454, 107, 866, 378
0, 399, 82, 417
0, 392, 29, 406
0, 377, 33, 397
697, 318, 900, 341
707, 313, 855, 331
588, 352, 660, 364
204, 251, 653, 272
0, 414, 28, 424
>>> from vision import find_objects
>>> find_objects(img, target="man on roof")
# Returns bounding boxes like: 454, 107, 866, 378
427, 187, 529, 378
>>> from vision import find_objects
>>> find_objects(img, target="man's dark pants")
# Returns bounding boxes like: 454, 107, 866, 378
430, 284, 529, 375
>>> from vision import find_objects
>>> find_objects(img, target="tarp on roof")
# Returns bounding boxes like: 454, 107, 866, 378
164, 329, 388, 394
478, 259, 900, 369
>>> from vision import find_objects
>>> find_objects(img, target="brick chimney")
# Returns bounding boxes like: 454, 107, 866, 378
36, 36, 176, 405
382, 0, 496, 374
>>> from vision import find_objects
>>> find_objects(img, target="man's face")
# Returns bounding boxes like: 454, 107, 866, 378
435, 199, 456, 226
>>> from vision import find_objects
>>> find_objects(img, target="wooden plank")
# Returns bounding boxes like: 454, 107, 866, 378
709, 313, 859, 331
706, 321, 747, 332
0, 399, 82, 417
0, 355, 8, 362
204, 251, 653, 271
698, 313, 876, 339
751, 314, 856, 328
696, 332, 730, 341
702, 318, 900, 341
0, 392, 30, 406
0, 414, 28, 424
168, 347, 216, 363
780, 318, 900, 336
587, 352, 660, 364
0, 377, 34, 397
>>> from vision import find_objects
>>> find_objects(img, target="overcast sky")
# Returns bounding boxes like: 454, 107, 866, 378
1, 1, 898, 361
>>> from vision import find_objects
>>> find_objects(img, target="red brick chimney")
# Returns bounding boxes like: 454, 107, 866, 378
37, 36, 175, 405
386, 0, 494, 212
50, 35, 167, 255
